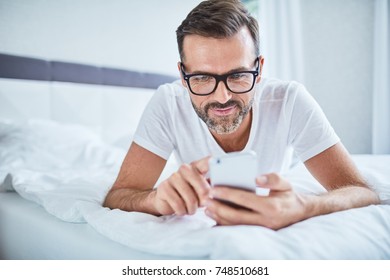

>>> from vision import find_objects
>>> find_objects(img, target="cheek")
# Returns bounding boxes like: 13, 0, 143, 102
240, 92, 255, 106
232, 95, 249, 107
190, 95, 210, 109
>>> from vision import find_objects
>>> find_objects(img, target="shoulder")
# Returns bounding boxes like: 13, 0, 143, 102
256, 78, 318, 114
256, 77, 307, 102
145, 80, 188, 110
155, 80, 188, 98
150, 80, 190, 109
144, 80, 196, 125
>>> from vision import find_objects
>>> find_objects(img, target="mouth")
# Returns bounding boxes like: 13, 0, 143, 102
209, 105, 237, 117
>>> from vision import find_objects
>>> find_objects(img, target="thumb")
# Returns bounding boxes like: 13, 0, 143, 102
256, 173, 291, 191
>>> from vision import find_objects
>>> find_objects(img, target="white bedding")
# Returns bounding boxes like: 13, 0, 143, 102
0, 192, 181, 259
1, 119, 390, 259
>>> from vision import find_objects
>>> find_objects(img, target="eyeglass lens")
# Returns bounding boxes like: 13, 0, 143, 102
189, 72, 255, 95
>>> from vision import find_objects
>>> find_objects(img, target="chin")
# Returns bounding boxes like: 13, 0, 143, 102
207, 118, 242, 135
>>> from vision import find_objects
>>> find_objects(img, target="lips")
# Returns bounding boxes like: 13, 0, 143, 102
210, 105, 237, 116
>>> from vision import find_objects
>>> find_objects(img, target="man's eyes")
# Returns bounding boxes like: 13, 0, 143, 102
229, 73, 248, 80
192, 75, 213, 82
190, 72, 250, 83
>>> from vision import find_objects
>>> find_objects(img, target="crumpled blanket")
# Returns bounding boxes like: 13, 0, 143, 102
1, 119, 390, 259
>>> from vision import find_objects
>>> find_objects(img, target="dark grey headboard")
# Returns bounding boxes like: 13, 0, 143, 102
0, 53, 177, 89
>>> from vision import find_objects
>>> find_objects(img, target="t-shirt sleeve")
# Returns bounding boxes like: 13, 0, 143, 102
288, 84, 340, 162
133, 85, 175, 160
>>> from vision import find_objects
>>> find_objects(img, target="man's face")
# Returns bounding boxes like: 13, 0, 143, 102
179, 27, 262, 135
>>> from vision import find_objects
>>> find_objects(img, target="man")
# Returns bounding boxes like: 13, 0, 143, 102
103, 0, 379, 230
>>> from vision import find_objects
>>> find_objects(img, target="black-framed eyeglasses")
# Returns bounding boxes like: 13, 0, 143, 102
180, 58, 260, 96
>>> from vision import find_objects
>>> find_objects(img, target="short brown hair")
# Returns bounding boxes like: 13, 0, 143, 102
176, 0, 260, 62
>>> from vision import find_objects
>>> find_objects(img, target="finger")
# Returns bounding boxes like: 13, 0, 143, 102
205, 199, 238, 225
206, 198, 263, 226
210, 186, 264, 211
154, 195, 175, 216
256, 173, 292, 192
169, 172, 199, 215
205, 207, 231, 226
158, 181, 187, 216
179, 164, 210, 205
191, 156, 211, 175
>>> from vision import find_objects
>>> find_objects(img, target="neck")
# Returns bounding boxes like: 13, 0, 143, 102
210, 109, 252, 153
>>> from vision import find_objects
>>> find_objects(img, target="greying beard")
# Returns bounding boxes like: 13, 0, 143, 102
192, 97, 254, 135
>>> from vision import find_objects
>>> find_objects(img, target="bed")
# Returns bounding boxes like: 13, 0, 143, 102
1, 53, 390, 260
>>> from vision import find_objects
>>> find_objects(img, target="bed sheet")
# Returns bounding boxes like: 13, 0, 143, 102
1, 119, 390, 259
0, 192, 180, 260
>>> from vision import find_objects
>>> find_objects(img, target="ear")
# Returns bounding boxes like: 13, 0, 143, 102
177, 61, 187, 88
256, 55, 265, 83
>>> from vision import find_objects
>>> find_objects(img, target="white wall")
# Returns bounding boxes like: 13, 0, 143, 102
259, 0, 378, 154
0, 0, 381, 153
0, 0, 202, 76
0, 0, 202, 148
301, 0, 375, 154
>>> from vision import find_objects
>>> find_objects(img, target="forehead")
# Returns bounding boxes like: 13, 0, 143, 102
182, 27, 256, 74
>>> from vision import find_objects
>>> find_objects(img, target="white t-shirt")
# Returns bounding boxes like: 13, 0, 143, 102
133, 78, 339, 174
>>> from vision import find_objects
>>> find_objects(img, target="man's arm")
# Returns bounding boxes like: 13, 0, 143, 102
103, 142, 167, 215
205, 143, 380, 229
103, 142, 211, 216
303, 142, 380, 214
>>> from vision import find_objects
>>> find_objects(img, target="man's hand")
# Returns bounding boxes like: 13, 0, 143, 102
153, 156, 211, 216
205, 173, 309, 230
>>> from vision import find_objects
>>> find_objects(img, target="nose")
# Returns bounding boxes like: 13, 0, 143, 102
213, 81, 232, 104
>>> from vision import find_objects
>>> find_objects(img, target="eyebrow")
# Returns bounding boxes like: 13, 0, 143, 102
189, 66, 252, 76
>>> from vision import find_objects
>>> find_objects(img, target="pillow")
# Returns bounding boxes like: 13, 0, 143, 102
0, 119, 126, 189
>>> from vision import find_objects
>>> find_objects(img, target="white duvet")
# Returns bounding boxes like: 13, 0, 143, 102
1, 119, 390, 259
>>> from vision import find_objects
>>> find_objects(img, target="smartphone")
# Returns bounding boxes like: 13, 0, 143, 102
209, 151, 257, 193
